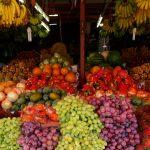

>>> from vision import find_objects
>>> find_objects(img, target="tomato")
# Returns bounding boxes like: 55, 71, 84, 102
50, 113, 58, 121
21, 114, 33, 122
34, 116, 47, 124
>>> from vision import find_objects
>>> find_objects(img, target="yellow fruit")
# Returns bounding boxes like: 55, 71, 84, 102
49, 93, 60, 100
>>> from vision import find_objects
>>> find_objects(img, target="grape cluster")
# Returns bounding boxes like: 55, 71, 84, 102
54, 95, 107, 150
18, 122, 60, 150
89, 96, 140, 150
0, 117, 21, 150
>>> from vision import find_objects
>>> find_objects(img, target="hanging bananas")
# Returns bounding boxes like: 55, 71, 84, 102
115, 0, 136, 18
0, 0, 28, 27
134, 9, 150, 25
115, 0, 136, 29
102, 19, 115, 33
116, 17, 133, 29
135, 0, 150, 10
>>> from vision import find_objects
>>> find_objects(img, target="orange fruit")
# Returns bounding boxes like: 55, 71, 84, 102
33, 67, 42, 76
52, 63, 61, 69
43, 64, 52, 76
65, 72, 76, 83
61, 67, 69, 75
90, 66, 100, 74
53, 68, 60, 76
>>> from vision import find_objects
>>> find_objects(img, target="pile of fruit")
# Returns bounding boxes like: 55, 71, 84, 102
89, 95, 140, 150
135, 106, 150, 149
11, 87, 66, 111
121, 46, 150, 67
18, 122, 60, 150
131, 63, 150, 89
0, 81, 25, 111
82, 66, 136, 97
0, 0, 28, 27
26, 53, 78, 94
39, 53, 71, 69
54, 95, 107, 150
0, 117, 21, 149
0, 59, 37, 82
21, 104, 58, 124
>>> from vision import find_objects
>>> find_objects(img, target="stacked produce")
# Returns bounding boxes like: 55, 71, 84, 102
20, 104, 58, 124
89, 96, 140, 150
11, 86, 66, 111
82, 66, 136, 97
18, 122, 60, 150
131, 63, 150, 91
0, 81, 25, 111
0, 0, 28, 27
121, 46, 150, 67
135, 106, 150, 149
26, 53, 78, 94
0, 59, 37, 82
54, 95, 107, 150
86, 52, 105, 67
0, 117, 21, 149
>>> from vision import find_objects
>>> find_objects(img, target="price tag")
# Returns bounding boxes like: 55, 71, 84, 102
27, 27, 32, 42
132, 28, 137, 41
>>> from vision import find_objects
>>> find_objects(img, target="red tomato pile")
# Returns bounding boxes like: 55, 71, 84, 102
21, 104, 58, 124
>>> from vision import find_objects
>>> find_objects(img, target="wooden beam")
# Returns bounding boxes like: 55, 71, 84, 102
80, 0, 86, 86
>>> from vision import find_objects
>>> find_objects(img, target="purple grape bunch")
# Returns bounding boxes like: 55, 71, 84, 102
18, 122, 60, 150
89, 95, 140, 150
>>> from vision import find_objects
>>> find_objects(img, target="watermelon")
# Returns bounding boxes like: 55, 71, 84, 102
87, 52, 105, 66
107, 51, 121, 67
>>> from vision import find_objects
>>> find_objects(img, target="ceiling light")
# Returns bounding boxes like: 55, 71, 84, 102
49, 14, 59, 17
49, 23, 57, 26
41, 21, 50, 32
97, 15, 103, 28
35, 3, 49, 22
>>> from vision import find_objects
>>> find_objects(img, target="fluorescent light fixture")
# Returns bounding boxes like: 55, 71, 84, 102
35, 3, 49, 22
49, 23, 57, 26
41, 21, 50, 32
49, 14, 59, 17
97, 15, 103, 28
19, 0, 25, 3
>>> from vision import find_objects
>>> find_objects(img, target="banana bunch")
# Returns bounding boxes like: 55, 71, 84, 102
115, 1, 135, 18
136, 0, 150, 10
116, 17, 133, 29
0, 0, 27, 27
135, 9, 150, 24
102, 19, 115, 33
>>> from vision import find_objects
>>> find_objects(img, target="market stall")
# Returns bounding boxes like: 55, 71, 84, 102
0, 0, 149, 150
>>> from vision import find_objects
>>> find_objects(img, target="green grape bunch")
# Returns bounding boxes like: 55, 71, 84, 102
0, 117, 21, 150
54, 95, 107, 150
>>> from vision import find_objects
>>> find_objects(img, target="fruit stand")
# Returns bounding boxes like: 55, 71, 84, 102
0, 0, 149, 150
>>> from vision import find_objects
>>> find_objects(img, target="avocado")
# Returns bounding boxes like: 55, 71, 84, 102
30, 92, 42, 102
17, 97, 26, 105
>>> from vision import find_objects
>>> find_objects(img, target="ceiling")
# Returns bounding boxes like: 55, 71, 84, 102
37, 0, 112, 23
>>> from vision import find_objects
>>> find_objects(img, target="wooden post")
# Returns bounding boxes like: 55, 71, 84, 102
80, 0, 85, 86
